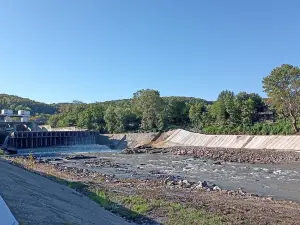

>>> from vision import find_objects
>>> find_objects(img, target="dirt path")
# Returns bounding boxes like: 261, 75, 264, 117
0, 160, 131, 225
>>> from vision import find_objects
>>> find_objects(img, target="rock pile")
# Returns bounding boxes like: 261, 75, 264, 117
55, 164, 116, 181
170, 146, 300, 164
164, 176, 221, 191
84, 158, 122, 168
122, 146, 168, 154
163, 176, 264, 198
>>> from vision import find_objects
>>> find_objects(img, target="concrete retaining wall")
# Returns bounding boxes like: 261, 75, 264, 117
244, 135, 300, 150
165, 129, 300, 151
165, 129, 252, 148
98, 132, 159, 149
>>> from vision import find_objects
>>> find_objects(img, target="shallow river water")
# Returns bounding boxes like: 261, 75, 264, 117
18, 145, 300, 202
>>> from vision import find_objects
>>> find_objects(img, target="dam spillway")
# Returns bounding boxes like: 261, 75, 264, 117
6, 131, 97, 150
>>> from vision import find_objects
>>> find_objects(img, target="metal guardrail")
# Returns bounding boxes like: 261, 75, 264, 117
0, 196, 19, 225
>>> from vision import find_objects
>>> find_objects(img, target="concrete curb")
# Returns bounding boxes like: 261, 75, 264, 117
0, 196, 19, 225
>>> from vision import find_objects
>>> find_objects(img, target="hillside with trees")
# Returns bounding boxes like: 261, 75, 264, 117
47, 64, 300, 135
2, 64, 299, 135
0, 94, 57, 115
48, 88, 290, 135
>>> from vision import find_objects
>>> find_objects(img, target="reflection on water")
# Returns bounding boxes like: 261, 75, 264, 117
16, 145, 300, 202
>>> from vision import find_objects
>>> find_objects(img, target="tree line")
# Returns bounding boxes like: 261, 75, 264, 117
48, 64, 300, 135
0, 94, 57, 114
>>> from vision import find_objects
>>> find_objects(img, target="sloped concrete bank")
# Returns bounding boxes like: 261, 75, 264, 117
162, 130, 300, 164
99, 129, 300, 152
164, 129, 300, 151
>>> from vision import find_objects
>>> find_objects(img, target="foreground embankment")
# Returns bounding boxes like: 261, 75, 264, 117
0, 159, 130, 225
7, 153, 300, 225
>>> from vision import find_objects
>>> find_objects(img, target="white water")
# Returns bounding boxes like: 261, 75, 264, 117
17, 145, 300, 202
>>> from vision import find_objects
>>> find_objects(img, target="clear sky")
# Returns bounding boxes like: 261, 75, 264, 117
0, 1, 299, 103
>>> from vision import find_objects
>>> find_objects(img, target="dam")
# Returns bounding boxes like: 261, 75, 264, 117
1, 130, 97, 154
0, 109, 97, 153
7, 131, 97, 149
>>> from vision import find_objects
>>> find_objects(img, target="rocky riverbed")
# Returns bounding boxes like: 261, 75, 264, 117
12, 148, 300, 201
122, 145, 300, 164
168, 146, 300, 164
6, 145, 300, 224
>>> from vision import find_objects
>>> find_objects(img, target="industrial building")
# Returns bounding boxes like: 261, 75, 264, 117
0, 109, 31, 123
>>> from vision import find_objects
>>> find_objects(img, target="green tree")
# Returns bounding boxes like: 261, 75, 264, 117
133, 89, 165, 131
77, 104, 106, 131
209, 91, 236, 126
189, 102, 207, 130
57, 114, 77, 127
48, 114, 62, 127
114, 107, 130, 133
104, 106, 117, 133
235, 92, 257, 127
104, 106, 137, 133
165, 97, 190, 126
263, 64, 300, 132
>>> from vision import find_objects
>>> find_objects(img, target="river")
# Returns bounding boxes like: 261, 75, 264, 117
17, 145, 300, 202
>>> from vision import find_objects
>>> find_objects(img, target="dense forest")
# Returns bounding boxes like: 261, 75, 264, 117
3, 64, 300, 135
47, 89, 292, 135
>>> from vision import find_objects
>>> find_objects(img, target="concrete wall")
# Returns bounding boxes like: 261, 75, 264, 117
39, 125, 87, 131
98, 132, 160, 149
164, 129, 300, 151
244, 135, 300, 150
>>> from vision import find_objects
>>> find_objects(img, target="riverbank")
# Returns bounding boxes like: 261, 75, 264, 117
122, 145, 300, 164
6, 154, 300, 225
168, 146, 300, 164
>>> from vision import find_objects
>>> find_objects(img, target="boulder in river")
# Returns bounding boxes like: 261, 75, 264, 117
213, 161, 222, 165
238, 188, 246, 196
195, 181, 208, 189
213, 186, 221, 191
182, 180, 192, 188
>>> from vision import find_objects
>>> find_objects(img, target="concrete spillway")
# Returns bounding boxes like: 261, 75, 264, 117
98, 129, 300, 151
164, 129, 300, 151
5, 131, 97, 151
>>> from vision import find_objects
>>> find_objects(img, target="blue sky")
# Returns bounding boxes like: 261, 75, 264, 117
0, 0, 299, 103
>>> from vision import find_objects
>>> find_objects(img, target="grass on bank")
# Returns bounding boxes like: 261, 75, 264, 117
88, 189, 223, 225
